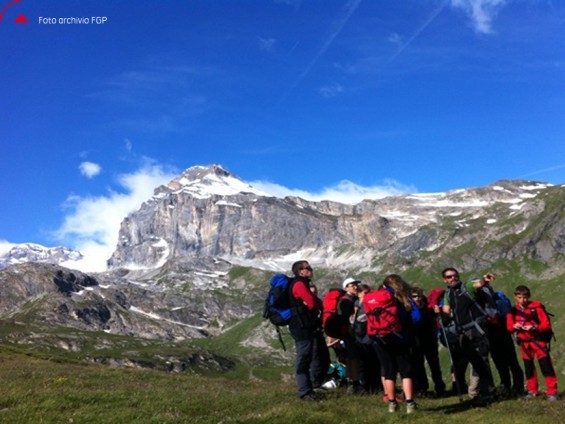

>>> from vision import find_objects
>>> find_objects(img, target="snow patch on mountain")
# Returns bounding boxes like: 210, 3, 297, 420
0, 243, 83, 270
158, 164, 271, 200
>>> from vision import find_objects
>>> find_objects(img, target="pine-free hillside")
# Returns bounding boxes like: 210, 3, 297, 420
0, 165, 563, 375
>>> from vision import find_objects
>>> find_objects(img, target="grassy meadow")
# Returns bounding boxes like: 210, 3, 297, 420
1, 264, 563, 423
1, 345, 564, 424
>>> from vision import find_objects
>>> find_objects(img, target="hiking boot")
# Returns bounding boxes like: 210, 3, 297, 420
406, 401, 418, 414
347, 383, 367, 396
470, 395, 490, 408
388, 401, 399, 413
300, 392, 320, 402
495, 385, 511, 398
547, 395, 558, 402
434, 387, 447, 398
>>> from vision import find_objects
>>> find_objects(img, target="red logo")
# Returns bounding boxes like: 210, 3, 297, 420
14, 12, 26, 23
0, 0, 27, 24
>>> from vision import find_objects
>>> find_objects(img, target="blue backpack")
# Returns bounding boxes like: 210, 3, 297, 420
262, 274, 293, 326
495, 291, 512, 317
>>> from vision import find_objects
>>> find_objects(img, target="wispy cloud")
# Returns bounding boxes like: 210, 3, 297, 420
0, 240, 15, 256
319, 83, 344, 98
55, 162, 178, 272
450, 0, 508, 34
285, 0, 362, 97
274, 0, 301, 11
382, 1, 448, 69
258, 37, 276, 52
519, 163, 565, 179
251, 179, 416, 204
79, 161, 102, 179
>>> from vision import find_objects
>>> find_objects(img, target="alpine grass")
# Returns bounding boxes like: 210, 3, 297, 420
0, 347, 563, 424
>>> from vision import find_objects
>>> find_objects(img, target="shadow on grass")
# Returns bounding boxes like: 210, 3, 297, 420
425, 397, 495, 414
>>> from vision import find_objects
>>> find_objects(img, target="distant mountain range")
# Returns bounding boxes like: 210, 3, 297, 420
0, 164, 563, 370
108, 164, 564, 280
0, 243, 82, 270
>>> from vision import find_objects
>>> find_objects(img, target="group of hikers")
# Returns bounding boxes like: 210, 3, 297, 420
270, 260, 558, 413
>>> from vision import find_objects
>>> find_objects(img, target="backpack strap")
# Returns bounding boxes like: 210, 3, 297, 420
448, 284, 487, 336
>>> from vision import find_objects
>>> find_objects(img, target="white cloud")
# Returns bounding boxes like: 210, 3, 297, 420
55, 163, 177, 272
0, 240, 16, 256
258, 37, 276, 52
319, 83, 344, 98
53, 162, 414, 272
388, 32, 403, 46
450, 0, 507, 34
79, 161, 102, 179
251, 179, 416, 204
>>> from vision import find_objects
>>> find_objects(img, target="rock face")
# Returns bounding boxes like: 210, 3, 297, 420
0, 243, 83, 270
108, 165, 564, 280
0, 261, 254, 341
0, 165, 563, 363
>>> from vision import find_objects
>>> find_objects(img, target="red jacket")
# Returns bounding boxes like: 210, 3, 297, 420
507, 300, 552, 342
291, 279, 322, 312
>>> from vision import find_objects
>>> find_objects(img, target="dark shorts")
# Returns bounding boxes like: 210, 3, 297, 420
373, 334, 412, 380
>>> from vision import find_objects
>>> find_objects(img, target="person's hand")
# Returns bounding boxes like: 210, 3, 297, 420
483, 273, 495, 283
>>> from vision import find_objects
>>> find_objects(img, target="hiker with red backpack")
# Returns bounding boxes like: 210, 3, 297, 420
354, 283, 383, 394
364, 274, 418, 414
337, 277, 366, 395
507, 285, 558, 401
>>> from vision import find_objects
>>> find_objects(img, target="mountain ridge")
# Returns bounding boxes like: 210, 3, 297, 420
0, 165, 563, 372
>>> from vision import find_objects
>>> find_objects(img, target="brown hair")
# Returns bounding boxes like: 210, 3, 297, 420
291, 260, 309, 277
514, 285, 531, 296
382, 274, 412, 310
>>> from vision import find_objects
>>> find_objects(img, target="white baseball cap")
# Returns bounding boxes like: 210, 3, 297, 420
342, 277, 360, 289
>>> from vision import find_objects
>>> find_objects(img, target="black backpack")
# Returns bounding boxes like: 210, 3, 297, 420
447, 282, 489, 336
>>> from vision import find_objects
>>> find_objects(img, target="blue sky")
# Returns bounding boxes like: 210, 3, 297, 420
1, 0, 564, 270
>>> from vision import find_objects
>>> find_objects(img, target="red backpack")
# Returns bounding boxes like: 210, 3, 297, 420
322, 288, 346, 338
364, 289, 401, 337
427, 288, 446, 312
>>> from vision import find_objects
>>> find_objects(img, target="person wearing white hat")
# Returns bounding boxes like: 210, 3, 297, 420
338, 277, 365, 394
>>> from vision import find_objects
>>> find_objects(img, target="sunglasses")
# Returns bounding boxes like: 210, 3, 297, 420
444, 274, 459, 279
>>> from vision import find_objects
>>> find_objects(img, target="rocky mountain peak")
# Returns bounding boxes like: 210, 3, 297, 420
154, 164, 271, 200
0, 243, 83, 270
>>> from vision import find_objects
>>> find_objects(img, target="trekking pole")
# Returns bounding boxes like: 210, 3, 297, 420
438, 315, 463, 402
276, 326, 287, 351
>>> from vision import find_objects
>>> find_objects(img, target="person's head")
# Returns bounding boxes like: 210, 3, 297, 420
383, 274, 412, 309
514, 285, 531, 307
382, 274, 409, 292
442, 268, 460, 285
342, 277, 360, 295
292, 260, 313, 279
357, 283, 371, 300
411, 287, 424, 306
